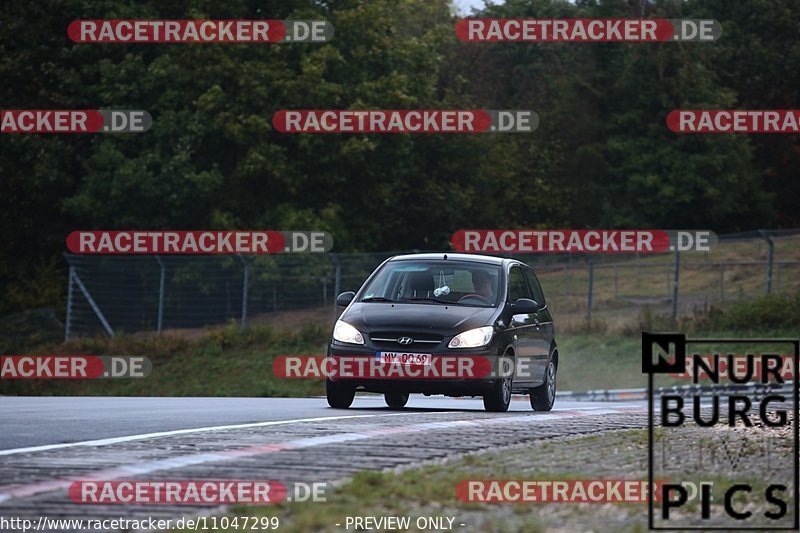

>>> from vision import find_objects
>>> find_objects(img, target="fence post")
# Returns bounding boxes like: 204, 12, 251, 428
586, 255, 594, 326
226, 282, 231, 318
759, 230, 774, 293
65, 265, 75, 342
72, 269, 114, 336
155, 255, 165, 334
666, 268, 670, 297
332, 254, 341, 323
671, 250, 681, 320
238, 255, 249, 329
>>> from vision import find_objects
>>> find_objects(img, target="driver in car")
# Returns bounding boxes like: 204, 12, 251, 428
471, 270, 493, 299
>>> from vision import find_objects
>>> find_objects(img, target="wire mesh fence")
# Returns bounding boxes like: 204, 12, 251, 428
63, 252, 397, 338
64, 230, 800, 339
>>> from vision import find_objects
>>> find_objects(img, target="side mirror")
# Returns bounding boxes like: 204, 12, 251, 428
512, 297, 540, 314
336, 291, 356, 307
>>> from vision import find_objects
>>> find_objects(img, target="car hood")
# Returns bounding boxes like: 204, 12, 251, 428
342, 302, 496, 334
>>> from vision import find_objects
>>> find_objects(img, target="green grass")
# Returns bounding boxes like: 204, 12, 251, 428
558, 326, 798, 392
557, 334, 644, 391
0, 322, 328, 397
177, 462, 548, 533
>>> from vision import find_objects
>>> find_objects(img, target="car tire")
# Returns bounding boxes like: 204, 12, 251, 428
483, 354, 512, 412
326, 379, 355, 409
530, 358, 557, 411
384, 391, 409, 409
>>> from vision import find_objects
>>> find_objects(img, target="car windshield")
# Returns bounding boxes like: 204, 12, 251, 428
359, 260, 501, 307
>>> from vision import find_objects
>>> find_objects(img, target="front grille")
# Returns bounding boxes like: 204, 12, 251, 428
369, 332, 443, 349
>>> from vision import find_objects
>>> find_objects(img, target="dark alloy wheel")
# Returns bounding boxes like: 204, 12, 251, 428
483, 354, 512, 412
530, 358, 557, 411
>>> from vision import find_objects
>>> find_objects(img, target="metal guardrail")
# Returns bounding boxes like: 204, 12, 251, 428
557, 382, 794, 402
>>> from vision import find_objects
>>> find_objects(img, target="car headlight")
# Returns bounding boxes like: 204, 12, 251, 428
448, 326, 494, 348
333, 320, 365, 345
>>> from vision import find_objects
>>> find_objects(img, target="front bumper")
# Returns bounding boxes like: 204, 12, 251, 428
326, 339, 502, 395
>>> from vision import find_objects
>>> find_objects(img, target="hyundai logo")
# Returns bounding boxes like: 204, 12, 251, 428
397, 337, 413, 345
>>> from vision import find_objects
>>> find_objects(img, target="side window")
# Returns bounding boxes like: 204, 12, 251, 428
523, 268, 546, 306
508, 266, 531, 301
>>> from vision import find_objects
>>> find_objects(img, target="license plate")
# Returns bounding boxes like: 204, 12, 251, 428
377, 352, 432, 366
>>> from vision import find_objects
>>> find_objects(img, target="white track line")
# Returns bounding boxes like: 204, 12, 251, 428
0, 412, 437, 457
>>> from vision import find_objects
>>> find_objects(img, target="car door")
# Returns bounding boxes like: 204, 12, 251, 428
506, 265, 537, 386
523, 266, 552, 386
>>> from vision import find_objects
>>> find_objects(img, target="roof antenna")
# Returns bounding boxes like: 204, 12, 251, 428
443, 254, 448, 260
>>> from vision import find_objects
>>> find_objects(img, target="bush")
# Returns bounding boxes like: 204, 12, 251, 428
633, 292, 800, 335
705, 292, 800, 331
0, 308, 63, 353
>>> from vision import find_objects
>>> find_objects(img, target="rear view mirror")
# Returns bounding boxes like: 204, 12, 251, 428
336, 291, 356, 306
512, 298, 540, 313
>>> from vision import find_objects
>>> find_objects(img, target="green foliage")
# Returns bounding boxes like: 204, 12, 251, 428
0, 308, 64, 354
705, 292, 800, 331
635, 293, 800, 334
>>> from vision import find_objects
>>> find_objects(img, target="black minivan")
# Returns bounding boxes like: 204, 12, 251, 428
327, 253, 558, 412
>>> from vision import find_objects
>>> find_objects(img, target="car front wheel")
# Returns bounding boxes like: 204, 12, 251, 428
483, 354, 512, 412
326, 379, 355, 409
530, 358, 557, 411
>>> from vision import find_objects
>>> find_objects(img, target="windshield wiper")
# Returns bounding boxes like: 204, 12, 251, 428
398, 296, 455, 305
361, 296, 395, 303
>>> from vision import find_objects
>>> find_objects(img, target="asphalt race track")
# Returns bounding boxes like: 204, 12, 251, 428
0, 396, 648, 532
